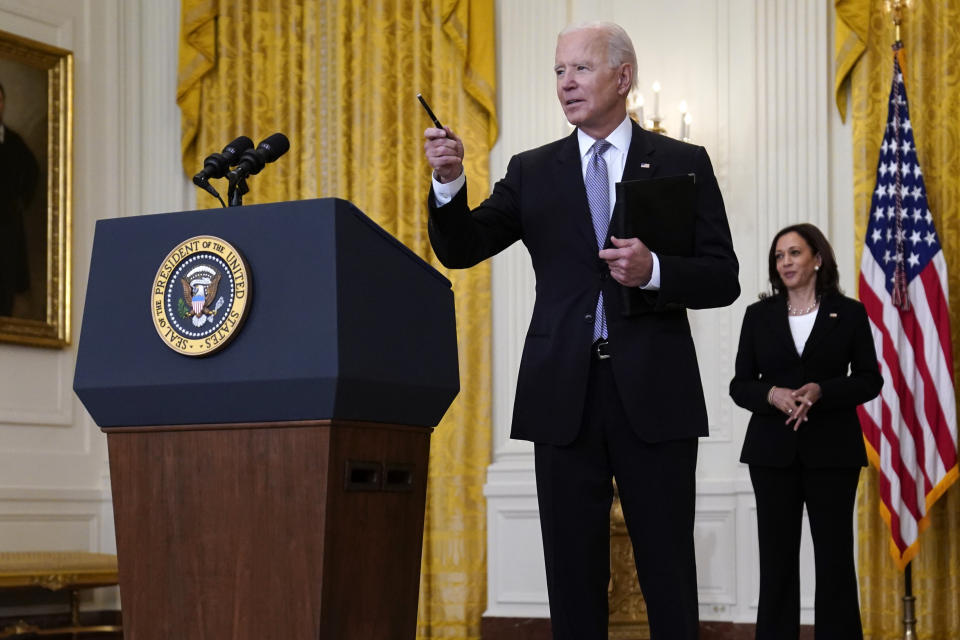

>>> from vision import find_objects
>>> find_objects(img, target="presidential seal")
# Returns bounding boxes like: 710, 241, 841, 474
151, 235, 251, 356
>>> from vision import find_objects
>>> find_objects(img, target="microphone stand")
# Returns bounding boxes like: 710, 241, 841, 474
193, 177, 228, 208
228, 177, 249, 207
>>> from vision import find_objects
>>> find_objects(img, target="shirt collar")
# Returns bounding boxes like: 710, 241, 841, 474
577, 115, 633, 159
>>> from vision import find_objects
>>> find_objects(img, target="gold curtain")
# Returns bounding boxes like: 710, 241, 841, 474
178, 2, 497, 637
835, 1, 960, 637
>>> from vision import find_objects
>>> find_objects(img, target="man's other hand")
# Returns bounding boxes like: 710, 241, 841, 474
424, 126, 464, 183
599, 236, 653, 287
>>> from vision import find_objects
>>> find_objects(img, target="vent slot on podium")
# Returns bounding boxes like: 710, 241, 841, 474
384, 464, 414, 492
344, 460, 415, 492
345, 460, 382, 491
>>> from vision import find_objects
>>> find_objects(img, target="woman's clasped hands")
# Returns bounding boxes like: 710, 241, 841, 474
768, 383, 823, 431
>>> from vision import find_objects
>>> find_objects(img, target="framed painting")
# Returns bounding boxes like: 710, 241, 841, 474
0, 29, 72, 347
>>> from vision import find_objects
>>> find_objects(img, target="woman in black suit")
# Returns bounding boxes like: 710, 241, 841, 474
730, 223, 882, 639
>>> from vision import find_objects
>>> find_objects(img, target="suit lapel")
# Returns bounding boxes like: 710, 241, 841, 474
621, 122, 658, 182
800, 294, 841, 360
773, 295, 799, 357
555, 130, 598, 250
601, 121, 658, 248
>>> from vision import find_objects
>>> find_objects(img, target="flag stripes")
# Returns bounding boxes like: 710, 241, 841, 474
856, 43, 958, 569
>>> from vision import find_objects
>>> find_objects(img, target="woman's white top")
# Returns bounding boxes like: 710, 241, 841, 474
788, 308, 819, 354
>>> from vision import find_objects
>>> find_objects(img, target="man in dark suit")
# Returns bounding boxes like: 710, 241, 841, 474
423, 22, 739, 639
0, 81, 40, 317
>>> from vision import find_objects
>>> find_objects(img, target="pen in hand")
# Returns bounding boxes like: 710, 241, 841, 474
417, 93, 444, 129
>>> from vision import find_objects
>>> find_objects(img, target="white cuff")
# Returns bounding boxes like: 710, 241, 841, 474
432, 171, 466, 207
640, 252, 661, 290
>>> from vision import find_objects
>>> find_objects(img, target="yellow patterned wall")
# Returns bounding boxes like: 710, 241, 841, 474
178, 2, 497, 637
836, 1, 960, 637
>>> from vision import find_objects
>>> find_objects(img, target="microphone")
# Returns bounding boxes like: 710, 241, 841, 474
192, 136, 254, 186
227, 133, 290, 184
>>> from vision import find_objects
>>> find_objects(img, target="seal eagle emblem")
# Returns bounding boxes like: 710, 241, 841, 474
182, 266, 223, 324
151, 235, 252, 356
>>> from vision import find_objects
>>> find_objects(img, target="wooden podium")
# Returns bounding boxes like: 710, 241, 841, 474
74, 199, 459, 639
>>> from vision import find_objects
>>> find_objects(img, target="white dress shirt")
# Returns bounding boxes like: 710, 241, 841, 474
788, 308, 819, 354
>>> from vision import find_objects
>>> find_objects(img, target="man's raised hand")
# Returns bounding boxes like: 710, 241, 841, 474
424, 126, 464, 184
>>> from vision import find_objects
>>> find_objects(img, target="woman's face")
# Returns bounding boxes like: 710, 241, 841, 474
775, 231, 821, 293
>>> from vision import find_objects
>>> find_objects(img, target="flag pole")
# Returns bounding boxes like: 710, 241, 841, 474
884, 3, 919, 637
903, 561, 917, 639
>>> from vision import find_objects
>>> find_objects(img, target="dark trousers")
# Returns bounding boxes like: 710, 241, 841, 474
749, 463, 863, 640
534, 356, 700, 640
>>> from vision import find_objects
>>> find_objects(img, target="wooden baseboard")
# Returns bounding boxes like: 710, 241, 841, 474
481, 617, 815, 639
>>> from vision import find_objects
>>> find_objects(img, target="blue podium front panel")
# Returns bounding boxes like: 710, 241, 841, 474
74, 198, 459, 428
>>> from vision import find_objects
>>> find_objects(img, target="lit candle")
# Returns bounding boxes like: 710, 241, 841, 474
652, 81, 661, 118
678, 100, 688, 139
683, 113, 692, 141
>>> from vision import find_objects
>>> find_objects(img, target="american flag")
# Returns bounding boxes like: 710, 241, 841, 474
857, 43, 958, 570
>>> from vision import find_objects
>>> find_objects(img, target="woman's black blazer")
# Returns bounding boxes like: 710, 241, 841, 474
730, 292, 883, 468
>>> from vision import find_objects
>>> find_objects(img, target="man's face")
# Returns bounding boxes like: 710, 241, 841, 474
554, 29, 630, 138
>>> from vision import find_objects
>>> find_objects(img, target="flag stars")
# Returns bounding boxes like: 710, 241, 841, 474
913, 164, 922, 179
902, 118, 912, 133
911, 186, 923, 200
909, 230, 921, 245
907, 253, 920, 268
887, 161, 898, 175
883, 250, 892, 264
875, 183, 888, 199
879, 162, 889, 177
872, 228, 883, 244
924, 231, 937, 246
912, 208, 924, 223
901, 140, 913, 155
925, 210, 933, 225
887, 206, 896, 219
874, 207, 886, 222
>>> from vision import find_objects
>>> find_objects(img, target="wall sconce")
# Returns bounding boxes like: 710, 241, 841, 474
628, 81, 691, 141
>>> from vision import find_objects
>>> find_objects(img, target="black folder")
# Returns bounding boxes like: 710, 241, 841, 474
611, 173, 697, 316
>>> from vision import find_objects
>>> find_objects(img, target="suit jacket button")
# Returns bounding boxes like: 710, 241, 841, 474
584, 314, 594, 323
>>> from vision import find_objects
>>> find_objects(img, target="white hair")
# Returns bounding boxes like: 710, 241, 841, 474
558, 22, 638, 91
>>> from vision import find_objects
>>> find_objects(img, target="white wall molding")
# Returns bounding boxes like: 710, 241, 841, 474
0, 0, 183, 574
0, 487, 109, 502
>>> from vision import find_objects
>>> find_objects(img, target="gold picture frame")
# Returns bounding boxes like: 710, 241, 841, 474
0, 29, 72, 347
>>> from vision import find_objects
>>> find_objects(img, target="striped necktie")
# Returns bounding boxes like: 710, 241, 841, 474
585, 139, 611, 341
